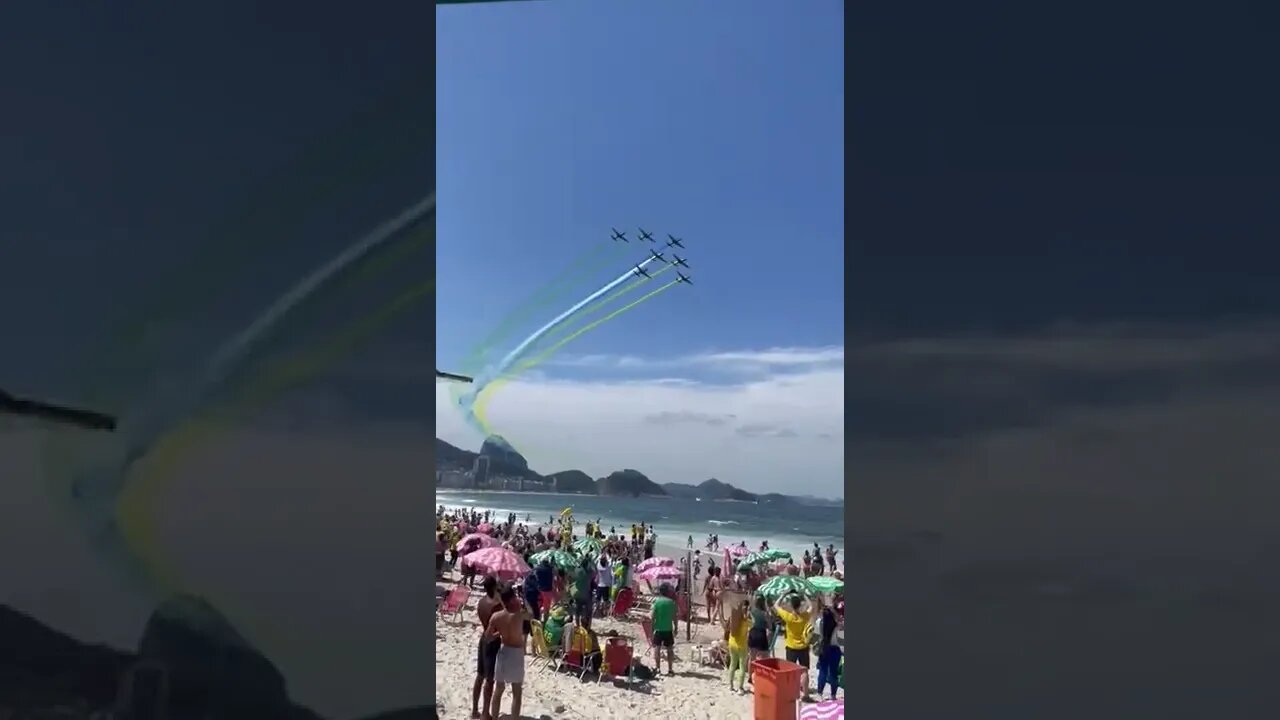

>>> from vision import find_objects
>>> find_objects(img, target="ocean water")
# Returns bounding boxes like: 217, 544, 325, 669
438, 490, 845, 566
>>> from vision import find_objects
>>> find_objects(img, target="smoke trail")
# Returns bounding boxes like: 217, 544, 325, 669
523, 264, 674, 354
122, 193, 434, 466
458, 254, 666, 432
472, 279, 680, 430
448, 241, 626, 409
118, 277, 435, 593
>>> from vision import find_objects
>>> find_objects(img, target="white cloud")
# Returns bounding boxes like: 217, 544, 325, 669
435, 347, 845, 497
549, 345, 846, 376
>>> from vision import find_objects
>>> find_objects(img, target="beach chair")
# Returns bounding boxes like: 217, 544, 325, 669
437, 584, 469, 624
611, 587, 636, 618
528, 620, 561, 671
557, 626, 599, 680
638, 617, 656, 655
598, 636, 635, 688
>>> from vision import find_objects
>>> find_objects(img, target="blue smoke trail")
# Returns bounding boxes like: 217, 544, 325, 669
457, 253, 665, 432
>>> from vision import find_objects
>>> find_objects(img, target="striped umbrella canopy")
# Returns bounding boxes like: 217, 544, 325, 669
728, 544, 752, 557
455, 533, 499, 552
572, 536, 603, 556
736, 552, 775, 573
760, 549, 792, 561
460, 547, 530, 580
636, 565, 682, 583
530, 549, 578, 571
756, 574, 818, 601
800, 699, 844, 720
807, 575, 843, 593
635, 556, 676, 573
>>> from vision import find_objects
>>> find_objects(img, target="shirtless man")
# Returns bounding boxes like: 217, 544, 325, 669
470, 576, 501, 720
485, 585, 527, 720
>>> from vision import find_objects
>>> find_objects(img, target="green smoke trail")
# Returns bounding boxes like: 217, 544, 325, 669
472, 278, 680, 430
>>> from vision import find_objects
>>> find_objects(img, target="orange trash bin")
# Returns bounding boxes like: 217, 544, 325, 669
751, 657, 805, 720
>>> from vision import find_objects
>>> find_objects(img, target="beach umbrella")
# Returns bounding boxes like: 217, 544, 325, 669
736, 552, 774, 572
636, 565, 682, 583
756, 574, 818, 601
635, 556, 676, 573
761, 549, 792, 561
476, 522, 493, 534
800, 699, 844, 720
728, 544, 751, 557
455, 533, 499, 552
572, 536, 603, 556
460, 547, 530, 580
807, 575, 843, 593
530, 549, 578, 571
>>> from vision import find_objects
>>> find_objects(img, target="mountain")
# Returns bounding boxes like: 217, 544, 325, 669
545, 469, 596, 494
597, 469, 668, 497
435, 438, 475, 470
0, 597, 323, 719
479, 434, 529, 474
662, 478, 758, 502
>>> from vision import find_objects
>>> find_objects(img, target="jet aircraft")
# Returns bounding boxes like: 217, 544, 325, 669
671, 254, 690, 268
633, 265, 651, 278
675, 272, 693, 285
610, 228, 628, 242
647, 248, 667, 263
637, 227, 655, 243
666, 235, 685, 249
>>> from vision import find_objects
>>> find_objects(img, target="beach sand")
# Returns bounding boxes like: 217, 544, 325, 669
434, 567, 833, 720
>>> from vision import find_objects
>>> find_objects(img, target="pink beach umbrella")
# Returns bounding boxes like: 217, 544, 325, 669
800, 700, 844, 719
635, 557, 676, 574
477, 522, 494, 534
729, 544, 751, 557
461, 547, 531, 580
456, 533, 499, 552
637, 565, 682, 583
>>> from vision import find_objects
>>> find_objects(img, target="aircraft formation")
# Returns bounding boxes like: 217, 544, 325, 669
623, 227, 694, 285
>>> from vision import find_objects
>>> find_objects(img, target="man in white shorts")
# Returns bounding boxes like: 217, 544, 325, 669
486, 585, 527, 719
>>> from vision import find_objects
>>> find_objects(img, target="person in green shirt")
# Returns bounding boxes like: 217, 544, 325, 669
649, 583, 678, 675
775, 594, 814, 702
572, 557, 594, 630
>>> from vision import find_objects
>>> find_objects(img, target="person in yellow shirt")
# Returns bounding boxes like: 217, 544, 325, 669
774, 594, 814, 702
723, 599, 751, 693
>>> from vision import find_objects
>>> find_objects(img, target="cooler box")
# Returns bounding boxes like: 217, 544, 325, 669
751, 657, 805, 720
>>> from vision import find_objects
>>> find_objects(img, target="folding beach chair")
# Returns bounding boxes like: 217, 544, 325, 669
556, 626, 600, 680
529, 620, 561, 671
437, 584, 470, 624
598, 637, 635, 688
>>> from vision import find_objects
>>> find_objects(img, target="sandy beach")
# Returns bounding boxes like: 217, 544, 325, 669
434, 565, 842, 720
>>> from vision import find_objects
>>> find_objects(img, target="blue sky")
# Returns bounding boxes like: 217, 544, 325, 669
435, 1, 845, 494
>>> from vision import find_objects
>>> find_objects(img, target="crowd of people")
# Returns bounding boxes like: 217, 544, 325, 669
436, 505, 844, 718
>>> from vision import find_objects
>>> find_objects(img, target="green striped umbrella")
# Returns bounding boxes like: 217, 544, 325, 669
736, 552, 774, 573
807, 575, 843, 593
756, 574, 817, 601
761, 549, 792, 561
572, 536, 603, 556
530, 549, 578, 571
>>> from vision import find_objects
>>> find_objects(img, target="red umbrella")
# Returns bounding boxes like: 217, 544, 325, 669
461, 547, 530, 580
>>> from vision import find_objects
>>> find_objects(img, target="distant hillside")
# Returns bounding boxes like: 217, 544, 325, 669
597, 469, 668, 497
545, 469, 596, 494
662, 478, 758, 502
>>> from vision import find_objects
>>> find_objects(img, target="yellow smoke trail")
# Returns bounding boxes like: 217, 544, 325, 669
448, 242, 626, 408
115, 278, 433, 654
472, 278, 680, 428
